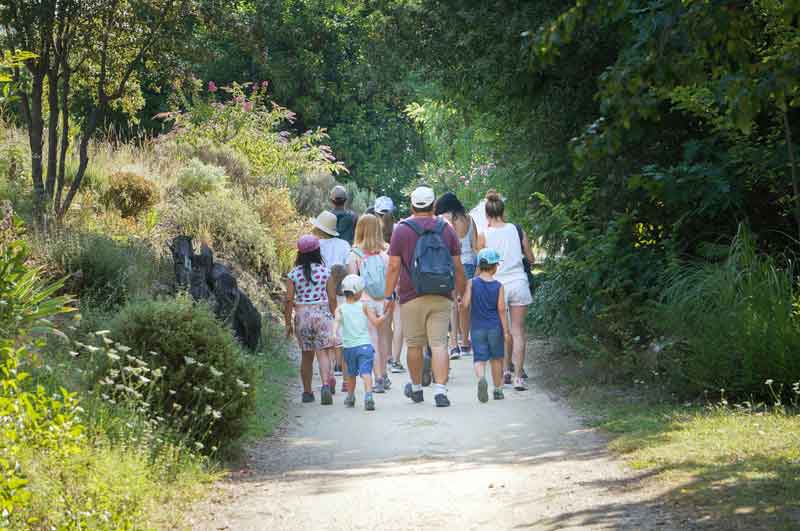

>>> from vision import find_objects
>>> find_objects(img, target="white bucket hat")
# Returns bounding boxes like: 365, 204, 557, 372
311, 211, 340, 237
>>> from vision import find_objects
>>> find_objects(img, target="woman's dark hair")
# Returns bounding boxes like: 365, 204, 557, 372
434, 191, 466, 218
295, 248, 323, 283
379, 210, 395, 243
485, 190, 505, 219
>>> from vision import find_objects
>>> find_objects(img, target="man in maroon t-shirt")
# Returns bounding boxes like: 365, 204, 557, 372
384, 186, 466, 407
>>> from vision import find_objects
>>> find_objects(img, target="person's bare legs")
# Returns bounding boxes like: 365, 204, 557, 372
406, 345, 423, 384
317, 348, 333, 386
361, 373, 374, 393
449, 299, 460, 350
392, 309, 404, 364
490, 358, 503, 387
368, 318, 387, 382
430, 344, 449, 385
301, 350, 315, 393
474, 360, 486, 380
346, 375, 357, 394
459, 305, 471, 350
379, 318, 393, 376
510, 305, 528, 379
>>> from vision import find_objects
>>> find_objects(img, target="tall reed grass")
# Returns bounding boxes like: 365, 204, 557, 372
657, 225, 800, 398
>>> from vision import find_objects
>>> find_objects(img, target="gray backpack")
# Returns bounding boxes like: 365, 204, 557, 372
401, 219, 454, 296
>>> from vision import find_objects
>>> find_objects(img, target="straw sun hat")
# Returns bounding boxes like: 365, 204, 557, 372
310, 211, 340, 237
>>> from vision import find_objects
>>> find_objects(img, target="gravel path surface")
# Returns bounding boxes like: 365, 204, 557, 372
191, 348, 674, 530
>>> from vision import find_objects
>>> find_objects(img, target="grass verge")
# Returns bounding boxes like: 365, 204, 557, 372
530, 338, 800, 529
242, 347, 295, 442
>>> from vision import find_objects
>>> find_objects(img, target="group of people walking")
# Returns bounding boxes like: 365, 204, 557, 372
284, 184, 535, 410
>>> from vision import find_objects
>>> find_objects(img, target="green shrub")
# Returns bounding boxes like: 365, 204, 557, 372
177, 158, 227, 196
103, 171, 159, 218
291, 172, 338, 216
171, 191, 275, 272
656, 227, 800, 399
189, 142, 252, 189
108, 296, 255, 450
345, 180, 376, 215
46, 233, 162, 309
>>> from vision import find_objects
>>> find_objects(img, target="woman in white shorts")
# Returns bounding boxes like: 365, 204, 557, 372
347, 213, 393, 393
477, 191, 534, 391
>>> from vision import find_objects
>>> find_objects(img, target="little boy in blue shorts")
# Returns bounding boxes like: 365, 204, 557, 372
460, 248, 510, 402
334, 274, 389, 411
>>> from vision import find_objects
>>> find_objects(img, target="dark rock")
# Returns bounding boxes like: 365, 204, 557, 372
169, 236, 193, 288
168, 235, 261, 350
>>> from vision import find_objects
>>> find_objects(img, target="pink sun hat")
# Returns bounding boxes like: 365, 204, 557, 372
297, 234, 320, 253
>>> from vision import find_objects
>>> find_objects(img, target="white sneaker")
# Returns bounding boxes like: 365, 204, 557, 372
513, 378, 528, 391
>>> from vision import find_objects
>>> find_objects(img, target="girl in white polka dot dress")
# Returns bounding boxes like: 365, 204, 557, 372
285, 235, 339, 405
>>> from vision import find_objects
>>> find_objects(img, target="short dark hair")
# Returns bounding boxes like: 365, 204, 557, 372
332, 197, 346, 206
479, 261, 498, 273
411, 204, 434, 214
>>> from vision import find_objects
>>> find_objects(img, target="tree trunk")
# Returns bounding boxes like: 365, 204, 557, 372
46, 66, 60, 208
58, 105, 101, 219
55, 65, 71, 213
26, 70, 47, 221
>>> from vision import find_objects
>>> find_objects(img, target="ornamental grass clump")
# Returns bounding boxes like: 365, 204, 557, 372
657, 226, 800, 399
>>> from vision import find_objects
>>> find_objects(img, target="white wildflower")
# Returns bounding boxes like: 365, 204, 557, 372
765, 379, 774, 386
107, 352, 121, 362
95, 330, 111, 336
69, 351, 80, 358
235, 378, 250, 389
209, 366, 223, 378
116, 345, 132, 353
184, 356, 196, 365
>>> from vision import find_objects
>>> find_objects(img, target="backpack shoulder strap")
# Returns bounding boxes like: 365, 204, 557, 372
514, 223, 525, 253
401, 219, 423, 236
434, 218, 447, 235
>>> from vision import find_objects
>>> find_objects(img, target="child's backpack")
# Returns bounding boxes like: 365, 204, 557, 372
351, 247, 387, 299
401, 218, 454, 296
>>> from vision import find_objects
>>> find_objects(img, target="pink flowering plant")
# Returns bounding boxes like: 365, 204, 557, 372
160, 78, 347, 188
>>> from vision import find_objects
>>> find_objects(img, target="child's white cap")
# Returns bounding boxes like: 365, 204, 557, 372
341, 274, 365, 294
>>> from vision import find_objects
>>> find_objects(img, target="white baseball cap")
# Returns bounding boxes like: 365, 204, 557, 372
410, 186, 435, 209
374, 196, 395, 213
341, 274, 365, 294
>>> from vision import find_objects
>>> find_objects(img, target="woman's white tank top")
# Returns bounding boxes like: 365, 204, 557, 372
483, 223, 526, 284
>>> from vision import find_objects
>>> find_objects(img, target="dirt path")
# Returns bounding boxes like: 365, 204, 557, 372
192, 346, 675, 530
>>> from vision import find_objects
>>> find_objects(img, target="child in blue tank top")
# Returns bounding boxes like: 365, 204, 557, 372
334, 274, 389, 411
460, 248, 510, 402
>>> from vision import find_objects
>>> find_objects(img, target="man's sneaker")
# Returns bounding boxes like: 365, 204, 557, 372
384, 375, 392, 390
493, 388, 505, 400
302, 391, 315, 403
344, 394, 356, 408
521, 368, 529, 380
422, 356, 433, 387
460, 344, 472, 357
365, 395, 376, 411
328, 376, 337, 395
391, 360, 405, 373
320, 385, 333, 405
449, 346, 461, 360
374, 378, 386, 393
333, 363, 343, 377
513, 378, 528, 391
503, 371, 513, 385
404, 383, 424, 403
477, 377, 489, 403
434, 393, 451, 407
